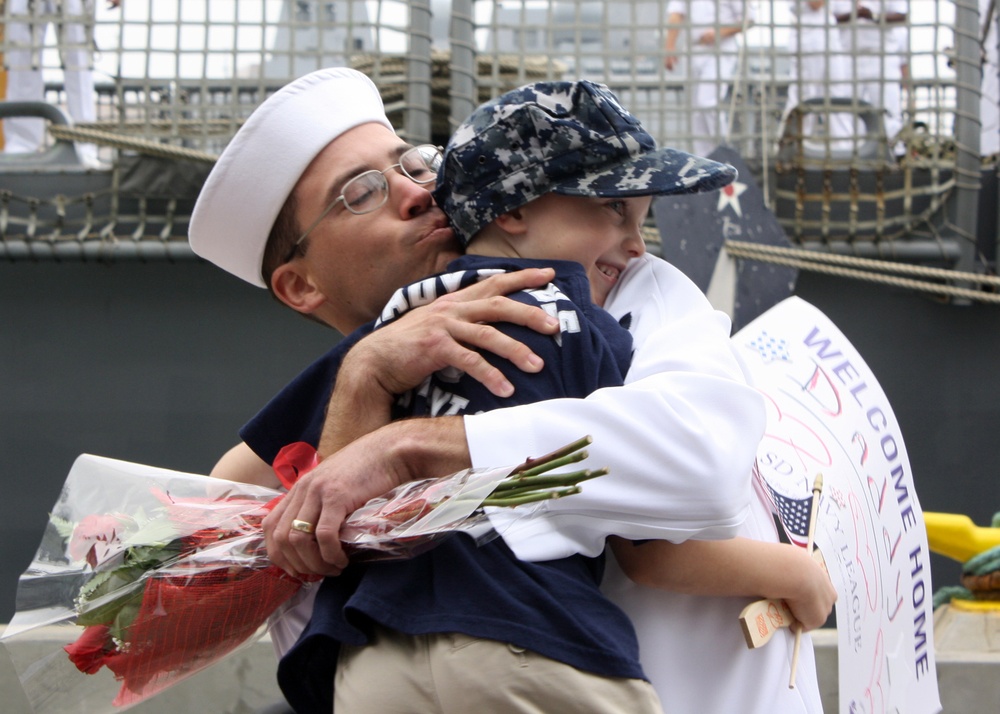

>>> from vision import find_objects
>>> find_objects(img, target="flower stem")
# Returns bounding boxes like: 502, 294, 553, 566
492, 468, 607, 493
511, 435, 594, 478
482, 486, 582, 508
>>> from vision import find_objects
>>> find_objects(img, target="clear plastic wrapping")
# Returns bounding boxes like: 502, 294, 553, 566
2, 437, 598, 712
1, 455, 303, 711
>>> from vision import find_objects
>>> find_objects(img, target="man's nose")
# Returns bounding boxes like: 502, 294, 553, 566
389, 170, 433, 216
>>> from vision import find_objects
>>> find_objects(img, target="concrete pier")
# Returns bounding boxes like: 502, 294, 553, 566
3, 607, 999, 713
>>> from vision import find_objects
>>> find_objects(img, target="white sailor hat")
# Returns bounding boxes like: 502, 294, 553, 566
189, 67, 393, 287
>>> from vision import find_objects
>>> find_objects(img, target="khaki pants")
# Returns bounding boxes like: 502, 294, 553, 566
334, 625, 663, 714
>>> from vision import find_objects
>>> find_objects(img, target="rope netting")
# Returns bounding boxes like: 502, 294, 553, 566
0, 0, 993, 298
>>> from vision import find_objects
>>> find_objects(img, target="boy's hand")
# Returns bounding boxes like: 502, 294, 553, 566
782, 547, 837, 631
738, 548, 836, 649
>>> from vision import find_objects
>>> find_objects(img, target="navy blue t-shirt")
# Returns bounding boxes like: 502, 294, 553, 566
245, 257, 641, 714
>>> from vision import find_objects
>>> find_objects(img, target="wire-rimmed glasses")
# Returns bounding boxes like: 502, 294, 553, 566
292, 144, 444, 252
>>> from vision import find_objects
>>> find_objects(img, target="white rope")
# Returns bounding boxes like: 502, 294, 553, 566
725, 239, 1000, 303
49, 125, 219, 163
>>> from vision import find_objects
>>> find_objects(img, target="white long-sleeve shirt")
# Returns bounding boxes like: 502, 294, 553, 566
471, 253, 766, 561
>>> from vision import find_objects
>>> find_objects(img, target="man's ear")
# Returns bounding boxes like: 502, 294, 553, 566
494, 207, 529, 235
270, 262, 326, 314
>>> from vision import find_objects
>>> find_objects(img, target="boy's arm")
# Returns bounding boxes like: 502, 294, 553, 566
209, 442, 280, 488
610, 537, 837, 631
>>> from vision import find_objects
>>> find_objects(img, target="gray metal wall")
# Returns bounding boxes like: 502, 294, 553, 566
0, 260, 338, 622
1, 261, 998, 622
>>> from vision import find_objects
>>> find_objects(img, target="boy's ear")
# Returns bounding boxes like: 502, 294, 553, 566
494, 207, 528, 235
270, 262, 326, 315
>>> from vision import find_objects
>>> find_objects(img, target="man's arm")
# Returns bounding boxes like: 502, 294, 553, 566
697, 23, 751, 46
664, 12, 685, 70
265, 255, 765, 573
268, 312, 764, 573
263, 416, 470, 576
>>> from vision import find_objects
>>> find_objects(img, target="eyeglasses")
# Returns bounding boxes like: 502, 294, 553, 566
293, 144, 444, 250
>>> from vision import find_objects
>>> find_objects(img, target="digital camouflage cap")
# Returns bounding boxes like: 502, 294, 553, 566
433, 79, 737, 245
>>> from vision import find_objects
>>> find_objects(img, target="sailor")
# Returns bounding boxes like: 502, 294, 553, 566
3, 0, 120, 164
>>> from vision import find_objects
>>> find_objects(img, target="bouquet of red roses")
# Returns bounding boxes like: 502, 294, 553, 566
1, 437, 601, 713
1, 455, 305, 712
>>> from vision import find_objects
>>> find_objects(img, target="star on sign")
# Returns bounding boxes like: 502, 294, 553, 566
717, 180, 748, 217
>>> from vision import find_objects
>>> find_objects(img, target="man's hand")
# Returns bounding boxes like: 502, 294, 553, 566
264, 417, 470, 577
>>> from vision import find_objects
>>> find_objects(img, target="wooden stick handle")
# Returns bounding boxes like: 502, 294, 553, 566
737, 550, 825, 650
789, 473, 824, 689
738, 598, 798, 649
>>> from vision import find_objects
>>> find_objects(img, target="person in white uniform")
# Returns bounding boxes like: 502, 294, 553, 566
665, 0, 753, 157
831, 0, 908, 143
3, 0, 119, 163
784, 0, 854, 144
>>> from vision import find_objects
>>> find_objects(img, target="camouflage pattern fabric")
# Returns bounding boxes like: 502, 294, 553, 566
434, 80, 738, 244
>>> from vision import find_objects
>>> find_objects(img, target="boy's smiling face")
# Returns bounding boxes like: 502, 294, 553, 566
512, 193, 651, 306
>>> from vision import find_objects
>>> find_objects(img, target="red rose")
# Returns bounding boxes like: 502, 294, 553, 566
63, 624, 116, 675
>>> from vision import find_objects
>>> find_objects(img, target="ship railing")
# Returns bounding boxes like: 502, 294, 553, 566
0, 0, 994, 302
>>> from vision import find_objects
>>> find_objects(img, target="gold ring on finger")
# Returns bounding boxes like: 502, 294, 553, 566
290, 519, 316, 535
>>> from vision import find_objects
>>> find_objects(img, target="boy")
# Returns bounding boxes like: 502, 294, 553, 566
431, 80, 835, 713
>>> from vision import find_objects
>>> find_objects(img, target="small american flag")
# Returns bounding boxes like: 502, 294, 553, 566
766, 484, 814, 547
754, 462, 814, 547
